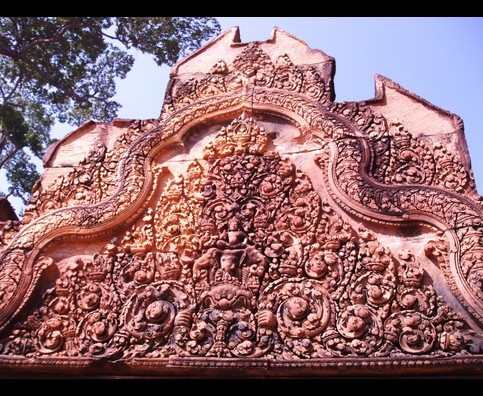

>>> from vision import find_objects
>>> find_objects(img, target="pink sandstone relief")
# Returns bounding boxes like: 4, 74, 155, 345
0, 27, 481, 377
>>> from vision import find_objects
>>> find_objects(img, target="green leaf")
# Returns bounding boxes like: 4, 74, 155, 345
0, 16, 221, 210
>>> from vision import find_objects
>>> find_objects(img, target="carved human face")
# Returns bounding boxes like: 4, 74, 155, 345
145, 301, 168, 322
286, 297, 309, 321
220, 252, 237, 274
305, 252, 328, 278
277, 160, 293, 177
91, 320, 107, 337
346, 315, 365, 333
134, 269, 149, 283
51, 297, 69, 315
367, 284, 383, 299
44, 330, 63, 349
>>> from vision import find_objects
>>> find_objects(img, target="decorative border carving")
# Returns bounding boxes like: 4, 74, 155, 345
0, 47, 481, 373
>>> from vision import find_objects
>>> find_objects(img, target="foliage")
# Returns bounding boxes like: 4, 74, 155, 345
0, 17, 221, 207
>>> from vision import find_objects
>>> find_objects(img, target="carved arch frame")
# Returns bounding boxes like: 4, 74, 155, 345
0, 83, 482, 375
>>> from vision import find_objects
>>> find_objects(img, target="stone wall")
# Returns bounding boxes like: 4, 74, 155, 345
0, 27, 481, 377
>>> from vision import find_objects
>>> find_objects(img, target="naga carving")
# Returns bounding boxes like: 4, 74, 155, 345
0, 28, 481, 376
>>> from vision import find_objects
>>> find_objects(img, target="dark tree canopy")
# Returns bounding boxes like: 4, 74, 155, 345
0, 16, 221, 209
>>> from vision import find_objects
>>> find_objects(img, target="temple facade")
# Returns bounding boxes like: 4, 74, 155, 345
0, 27, 481, 377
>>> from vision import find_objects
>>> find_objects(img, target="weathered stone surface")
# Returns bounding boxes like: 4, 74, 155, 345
0, 26, 481, 378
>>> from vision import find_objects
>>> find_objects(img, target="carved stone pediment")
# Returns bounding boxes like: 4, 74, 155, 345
0, 27, 481, 378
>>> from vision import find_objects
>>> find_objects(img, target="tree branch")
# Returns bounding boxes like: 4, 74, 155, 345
9, 17, 21, 51
20, 21, 80, 56
101, 31, 117, 41
0, 44, 18, 58
0, 131, 6, 154
0, 18, 23, 58
3, 74, 23, 103
22, 56, 85, 103
2, 18, 82, 60
0, 145, 21, 169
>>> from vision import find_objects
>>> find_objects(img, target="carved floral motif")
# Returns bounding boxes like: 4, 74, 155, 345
371, 120, 475, 195
22, 120, 156, 224
0, 30, 481, 374
162, 42, 330, 118
1, 115, 480, 363
0, 220, 20, 255
316, 123, 483, 320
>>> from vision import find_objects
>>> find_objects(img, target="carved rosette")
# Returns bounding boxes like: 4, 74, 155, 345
1, 114, 481, 368
316, 124, 483, 320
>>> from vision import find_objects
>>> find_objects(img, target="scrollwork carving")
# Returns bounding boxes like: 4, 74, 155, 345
0, 221, 20, 255
1, 114, 480, 367
0, 29, 481, 374
317, 127, 483, 321
371, 120, 475, 195
163, 42, 330, 118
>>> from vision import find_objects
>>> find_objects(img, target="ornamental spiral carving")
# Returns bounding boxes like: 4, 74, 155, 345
0, 28, 481, 374
1, 115, 480, 365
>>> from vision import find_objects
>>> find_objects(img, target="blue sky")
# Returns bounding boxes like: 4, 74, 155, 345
8, 17, 483, 214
